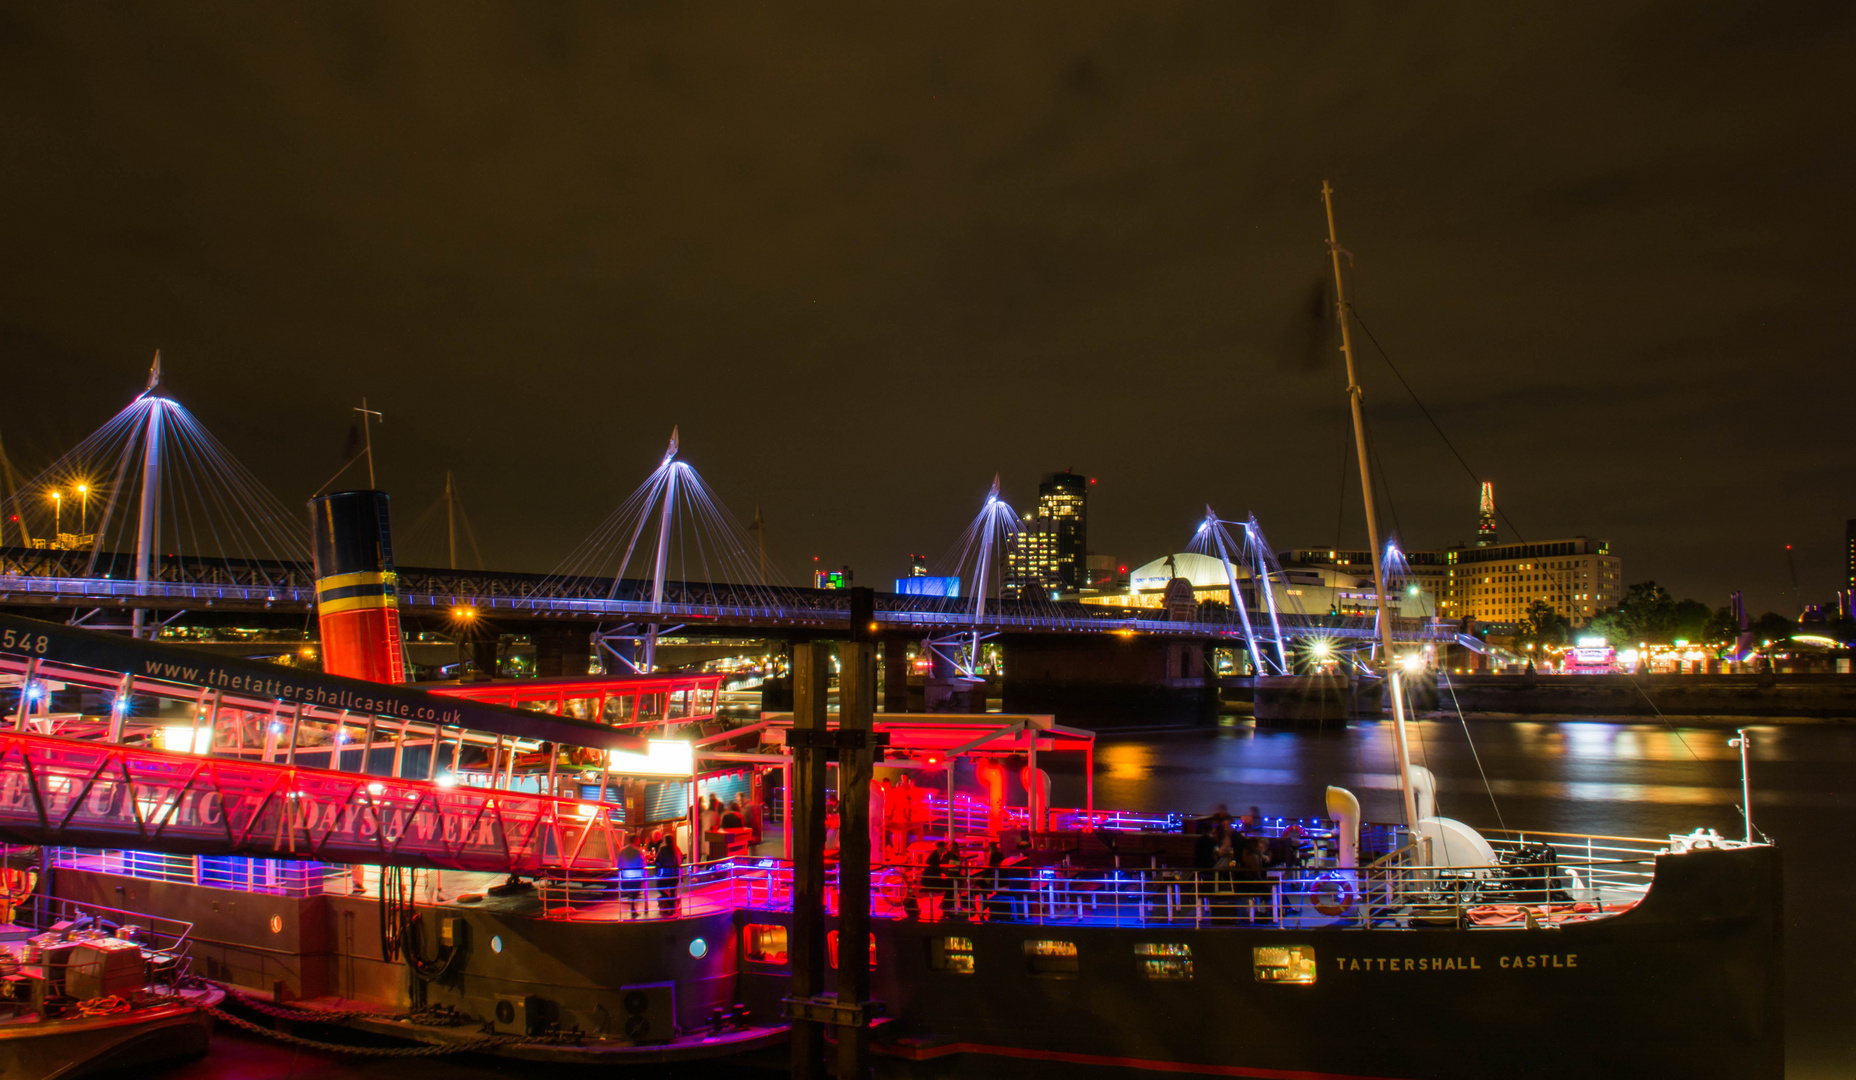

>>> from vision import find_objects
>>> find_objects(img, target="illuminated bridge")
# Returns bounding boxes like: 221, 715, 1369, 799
0, 547, 1452, 646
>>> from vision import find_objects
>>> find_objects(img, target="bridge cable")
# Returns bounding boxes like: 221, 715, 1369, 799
1437, 675, 1508, 834
1349, 308, 1527, 544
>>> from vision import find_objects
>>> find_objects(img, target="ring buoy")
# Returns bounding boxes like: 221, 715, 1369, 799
0, 867, 34, 904
1310, 873, 1358, 916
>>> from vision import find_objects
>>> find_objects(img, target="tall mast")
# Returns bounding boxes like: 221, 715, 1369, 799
1321, 181, 1421, 834
445, 470, 459, 571
354, 398, 382, 489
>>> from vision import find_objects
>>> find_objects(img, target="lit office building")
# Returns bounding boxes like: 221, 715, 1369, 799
1005, 471, 1089, 598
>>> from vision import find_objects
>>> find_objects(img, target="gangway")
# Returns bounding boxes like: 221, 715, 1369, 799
0, 614, 673, 876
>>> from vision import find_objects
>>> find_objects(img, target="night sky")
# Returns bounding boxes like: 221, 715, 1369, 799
3, 3, 1852, 612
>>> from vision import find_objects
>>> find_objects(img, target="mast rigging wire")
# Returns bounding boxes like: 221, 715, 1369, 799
1348, 308, 1527, 543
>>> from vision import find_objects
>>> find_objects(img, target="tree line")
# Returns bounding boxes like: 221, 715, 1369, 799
1515, 581, 1849, 650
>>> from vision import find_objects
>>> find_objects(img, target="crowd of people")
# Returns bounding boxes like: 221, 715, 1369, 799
613, 828, 683, 919
1193, 803, 1305, 871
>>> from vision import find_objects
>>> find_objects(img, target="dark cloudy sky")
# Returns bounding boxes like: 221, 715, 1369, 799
3, 3, 1852, 613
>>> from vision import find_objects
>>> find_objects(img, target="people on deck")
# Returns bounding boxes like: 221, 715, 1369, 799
922, 840, 955, 921
616, 832, 648, 919
721, 799, 746, 831
890, 774, 918, 850
653, 831, 682, 918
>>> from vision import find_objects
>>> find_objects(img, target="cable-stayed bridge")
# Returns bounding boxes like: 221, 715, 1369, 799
0, 368, 1460, 678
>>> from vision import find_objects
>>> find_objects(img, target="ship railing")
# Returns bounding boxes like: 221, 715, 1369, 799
11, 894, 198, 993
534, 856, 767, 920
48, 848, 368, 898
508, 828, 1673, 928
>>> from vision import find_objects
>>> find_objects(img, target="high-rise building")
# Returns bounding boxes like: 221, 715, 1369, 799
1477, 482, 1498, 547
1846, 519, 1855, 590
1284, 538, 1621, 627
1004, 471, 1089, 598
1083, 552, 1125, 594
907, 553, 929, 578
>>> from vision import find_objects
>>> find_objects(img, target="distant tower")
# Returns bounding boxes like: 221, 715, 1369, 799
907, 553, 929, 578
1846, 518, 1855, 590
1476, 482, 1498, 547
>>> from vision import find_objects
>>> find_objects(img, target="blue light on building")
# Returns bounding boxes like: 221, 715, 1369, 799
895, 575, 961, 598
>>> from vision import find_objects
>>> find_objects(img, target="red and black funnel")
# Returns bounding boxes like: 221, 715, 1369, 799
309, 490, 406, 684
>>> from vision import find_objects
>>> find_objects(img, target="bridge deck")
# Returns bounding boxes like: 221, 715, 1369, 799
0, 571, 1454, 642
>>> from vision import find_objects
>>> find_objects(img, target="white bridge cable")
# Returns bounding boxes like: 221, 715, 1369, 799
10, 393, 310, 581
539, 432, 796, 618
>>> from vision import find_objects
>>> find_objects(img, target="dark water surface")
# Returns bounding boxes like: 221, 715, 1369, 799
130, 716, 1854, 1080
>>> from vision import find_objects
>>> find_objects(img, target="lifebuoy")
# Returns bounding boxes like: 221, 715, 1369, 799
1310, 873, 1357, 916
0, 866, 33, 904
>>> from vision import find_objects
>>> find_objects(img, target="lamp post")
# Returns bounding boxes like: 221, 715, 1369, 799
1728, 728, 1753, 843
76, 483, 88, 534
50, 491, 61, 537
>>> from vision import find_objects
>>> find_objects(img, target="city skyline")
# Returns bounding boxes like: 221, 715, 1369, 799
2, 6, 1852, 613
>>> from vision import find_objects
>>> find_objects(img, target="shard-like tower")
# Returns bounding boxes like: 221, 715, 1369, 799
1476, 481, 1498, 547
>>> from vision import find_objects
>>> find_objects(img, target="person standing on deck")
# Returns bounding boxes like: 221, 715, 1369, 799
654, 832, 682, 918
617, 832, 648, 919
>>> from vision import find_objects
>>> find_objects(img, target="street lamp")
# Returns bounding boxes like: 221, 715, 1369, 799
50, 490, 61, 536
76, 483, 88, 533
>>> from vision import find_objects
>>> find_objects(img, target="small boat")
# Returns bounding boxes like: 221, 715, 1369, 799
0, 876, 221, 1080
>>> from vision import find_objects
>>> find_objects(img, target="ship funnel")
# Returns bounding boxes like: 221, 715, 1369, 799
1325, 785, 1361, 870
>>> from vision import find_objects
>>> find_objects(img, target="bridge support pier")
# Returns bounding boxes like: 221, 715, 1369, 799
879, 639, 909, 713
468, 638, 497, 681
533, 626, 592, 679
1000, 636, 1217, 728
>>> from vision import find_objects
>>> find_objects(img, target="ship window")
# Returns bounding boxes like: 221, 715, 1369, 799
929, 936, 975, 974
1254, 945, 1317, 985
827, 930, 876, 970
1135, 942, 1193, 980
744, 924, 788, 966
1023, 939, 1079, 976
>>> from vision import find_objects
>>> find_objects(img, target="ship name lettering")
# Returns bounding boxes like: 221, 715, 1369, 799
1499, 954, 1577, 969
1327, 954, 1586, 973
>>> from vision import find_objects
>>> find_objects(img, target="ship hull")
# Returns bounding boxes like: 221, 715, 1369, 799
739, 845, 1782, 1080
47, 845, 1780, 1078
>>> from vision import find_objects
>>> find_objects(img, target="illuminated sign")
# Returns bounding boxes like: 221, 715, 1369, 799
606, 739, 695, 777
813, 570, 851, 590
894, 576, 960, 598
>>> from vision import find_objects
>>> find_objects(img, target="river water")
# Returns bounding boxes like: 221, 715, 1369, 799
129, 715, 1853, 1080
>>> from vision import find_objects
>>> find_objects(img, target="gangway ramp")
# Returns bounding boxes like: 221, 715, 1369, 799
0, 614, 658, 875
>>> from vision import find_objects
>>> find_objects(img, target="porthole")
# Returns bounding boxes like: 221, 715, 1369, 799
490, 935, 503, 954
689, 937, 709, 959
